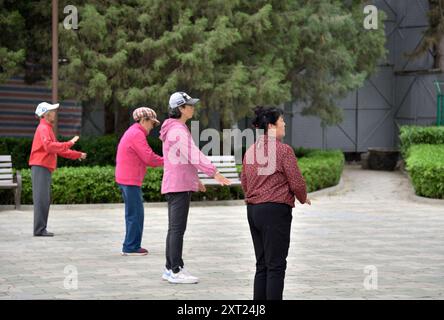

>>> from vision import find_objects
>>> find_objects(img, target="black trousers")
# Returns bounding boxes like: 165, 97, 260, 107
247, 202, 293, 300
165, 192, 192, 273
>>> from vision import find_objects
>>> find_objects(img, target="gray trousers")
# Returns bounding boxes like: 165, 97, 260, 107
31, 166, 52, 235
165, 192, 192, 273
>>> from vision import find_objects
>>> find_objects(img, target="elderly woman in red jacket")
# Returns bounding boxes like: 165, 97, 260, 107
241, 106, 311, 300
115, 107, 163, 256
29, 102, 87, 237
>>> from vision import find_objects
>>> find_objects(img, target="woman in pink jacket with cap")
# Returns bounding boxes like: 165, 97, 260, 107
115, 107, 163, 256
160, 92, 231, 284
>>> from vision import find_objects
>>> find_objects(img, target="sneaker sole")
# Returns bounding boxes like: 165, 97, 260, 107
121, 252, 148, 256
167, 278, 199, 284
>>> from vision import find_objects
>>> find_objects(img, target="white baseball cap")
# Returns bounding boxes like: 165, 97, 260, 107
35, 102, 59, 117
168, 92, 199, 109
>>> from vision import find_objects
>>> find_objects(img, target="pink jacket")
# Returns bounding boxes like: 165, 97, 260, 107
159, 119, 216, 194
115, 123, 163, 187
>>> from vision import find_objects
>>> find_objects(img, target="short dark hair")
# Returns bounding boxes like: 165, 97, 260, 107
251, 106, 284, 134
168, 106, 183, 119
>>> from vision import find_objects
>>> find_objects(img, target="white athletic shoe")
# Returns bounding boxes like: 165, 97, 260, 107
167, 268, 199, 284
162, 269, 172, 281
180, 267, 199, 281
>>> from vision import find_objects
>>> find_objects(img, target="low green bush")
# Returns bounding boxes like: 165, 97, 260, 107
399, 126, 444, 159
406, 144, 444, 199
0, 150, 345, 204
0, 135, 163, 170
298, 149, 345, 193
0, 166, 241, 204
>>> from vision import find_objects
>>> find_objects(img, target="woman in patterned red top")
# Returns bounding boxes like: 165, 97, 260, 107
241, 106, 311, 300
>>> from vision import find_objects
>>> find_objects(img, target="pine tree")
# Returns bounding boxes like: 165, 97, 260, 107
410, 0, 444, 70
2, 1, 387, 132
0, 0, 26, 83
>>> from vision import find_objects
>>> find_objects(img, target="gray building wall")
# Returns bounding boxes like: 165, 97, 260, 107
289, 0, 444, 152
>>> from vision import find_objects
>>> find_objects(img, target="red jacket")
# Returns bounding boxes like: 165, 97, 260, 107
115, 123, 164, 187
29, 119, 82, 172
241, 135, 307, 208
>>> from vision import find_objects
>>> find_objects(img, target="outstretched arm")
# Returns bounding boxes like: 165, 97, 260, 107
281, 145, 307, 204
40, 127, 75, 154
133, 133, 164, 167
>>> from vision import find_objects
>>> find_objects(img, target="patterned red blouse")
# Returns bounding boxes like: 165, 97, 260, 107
241, 135, 307, 208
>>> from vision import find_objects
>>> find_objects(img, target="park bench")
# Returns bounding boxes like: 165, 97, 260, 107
0, 155, 22, 209
198, 155, 241, 186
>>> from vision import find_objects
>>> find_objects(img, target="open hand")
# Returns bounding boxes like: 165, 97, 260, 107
79, 153, 87, 161
198, 181, 207, 192
214, 172, 231, 186
70, 136, 80, 144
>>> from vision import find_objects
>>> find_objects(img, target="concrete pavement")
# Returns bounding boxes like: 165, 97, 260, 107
0, 165, 443, 300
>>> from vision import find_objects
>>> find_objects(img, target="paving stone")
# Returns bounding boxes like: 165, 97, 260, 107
0, 165, 443, 299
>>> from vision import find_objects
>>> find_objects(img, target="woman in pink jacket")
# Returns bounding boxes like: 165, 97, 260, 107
160, 92, 230, 284
115, 107, 163, 256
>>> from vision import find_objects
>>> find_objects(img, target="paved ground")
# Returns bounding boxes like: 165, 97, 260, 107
0, 165, 443, 300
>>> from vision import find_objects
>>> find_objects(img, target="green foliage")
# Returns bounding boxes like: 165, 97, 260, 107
399, 125, 444, 159
0, 0, 60, 83
406, 144, 444, 199
0, 0, 26, 82
0, 135, 163, 169
50, 166, 122, 204
0, 136, 32, 170
408, 0, 444, 69
298, 149, 345, 193
141, 168, 164, 202
0, 149, 344, 204
57, 0, 386, 128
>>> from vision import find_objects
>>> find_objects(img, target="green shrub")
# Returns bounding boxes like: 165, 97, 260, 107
141, 168, 164, 202
0, 137, 33, 170
293, 146, 316, 158
298, 150, 345, 193
399, 126, 444, 159
406, 144, 444, 199
0, 135, 163, 169
0, 166, 243, 204
0, 149, 345, 204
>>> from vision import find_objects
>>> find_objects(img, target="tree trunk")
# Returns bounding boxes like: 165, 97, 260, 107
115, 105, 130, 139
438, 36, 444, 71
104, 99, 115, 135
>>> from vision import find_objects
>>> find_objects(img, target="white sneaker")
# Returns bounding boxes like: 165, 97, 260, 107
167, 268, 199, 284
162, 269, 171, 281
180, 267, 199, 281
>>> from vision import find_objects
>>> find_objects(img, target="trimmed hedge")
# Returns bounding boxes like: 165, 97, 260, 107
0, 135, 163, 170
406, 144, 444, 199
0, 166, 163, 205
297, 149, 345, 193
0, 149, 344, 204
399, 126, 444, 159
0, 166, 243, 204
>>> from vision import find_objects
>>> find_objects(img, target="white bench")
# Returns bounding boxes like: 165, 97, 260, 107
198, 155, 241, 186
0, 155, 22, 209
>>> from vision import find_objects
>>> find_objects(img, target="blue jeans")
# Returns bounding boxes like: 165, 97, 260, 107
119, 184, 144, 253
